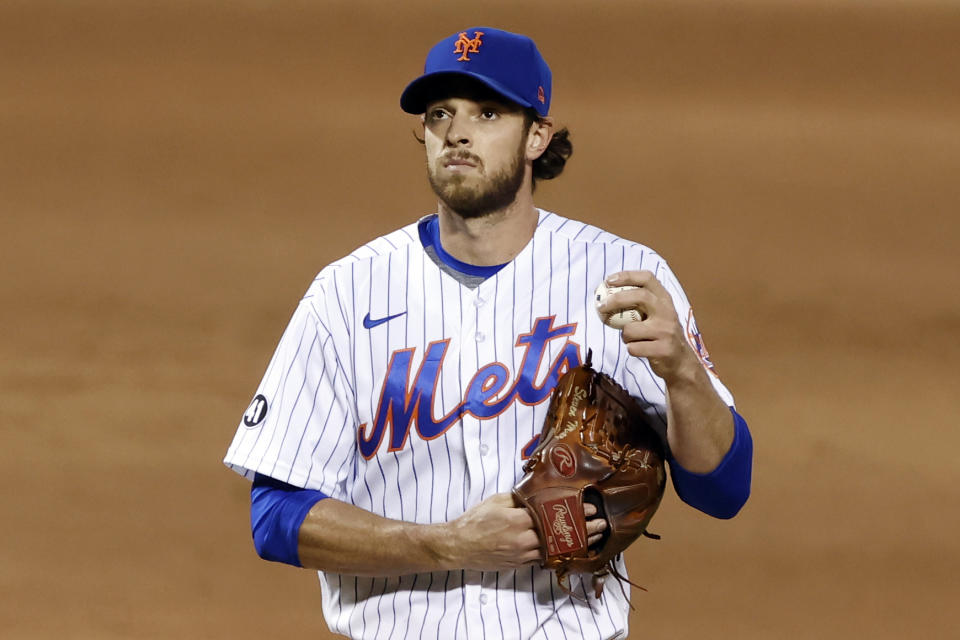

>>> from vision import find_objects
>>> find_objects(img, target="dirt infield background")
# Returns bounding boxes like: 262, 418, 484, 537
2, 1, 958, 638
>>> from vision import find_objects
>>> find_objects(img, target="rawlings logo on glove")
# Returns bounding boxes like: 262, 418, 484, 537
512, 349, 667, 600
550, 445, 576, 476
542, 497, 582, 554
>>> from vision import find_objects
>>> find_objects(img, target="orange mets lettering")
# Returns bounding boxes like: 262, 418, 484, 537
454, 31, 484, 61
537, 86, 546, 104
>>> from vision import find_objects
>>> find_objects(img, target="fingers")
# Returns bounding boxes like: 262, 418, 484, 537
516, 529, 541, 552
585, 503, 608, 547
511, 506, 536, 530
587, 516, 608, 547
514, 530, 542, 566
488, 493, 535, 522
598, 271, 678, 331
483, 495, 609, 567
486, 492, 537, 532
621, 320, 673, 348
605, 270, 667, 296
596, 272, 685, 355
598, 284, 658, 319
586, 517, 607, 537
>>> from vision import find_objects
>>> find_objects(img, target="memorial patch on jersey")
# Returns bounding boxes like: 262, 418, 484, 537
243, 394, 269, 427
685, 309, 718, 375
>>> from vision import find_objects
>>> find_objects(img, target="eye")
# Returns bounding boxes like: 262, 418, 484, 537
427, 108, 449, 122
480, 109, 498, 120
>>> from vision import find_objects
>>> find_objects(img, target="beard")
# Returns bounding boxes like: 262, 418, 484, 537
428, 145, 526, 220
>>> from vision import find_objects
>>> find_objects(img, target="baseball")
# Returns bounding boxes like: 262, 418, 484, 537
594, 282, 645, 329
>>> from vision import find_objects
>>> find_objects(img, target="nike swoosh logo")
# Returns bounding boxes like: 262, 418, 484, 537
363, 311, 407, 329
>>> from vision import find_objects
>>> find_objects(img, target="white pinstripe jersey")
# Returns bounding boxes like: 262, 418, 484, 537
224, 209, 734, 640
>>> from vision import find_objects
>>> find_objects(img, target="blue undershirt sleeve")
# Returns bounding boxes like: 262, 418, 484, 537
668, 407, 753, 519
250, 473, 329, 567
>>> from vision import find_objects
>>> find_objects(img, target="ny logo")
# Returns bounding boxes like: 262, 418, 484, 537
454, 31, 484, 61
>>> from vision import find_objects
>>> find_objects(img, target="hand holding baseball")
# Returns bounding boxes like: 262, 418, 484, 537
594, 282, 646, 328
595, 271, 700, 382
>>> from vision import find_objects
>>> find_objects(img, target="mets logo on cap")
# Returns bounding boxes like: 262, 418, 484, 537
454, 30, 484, 61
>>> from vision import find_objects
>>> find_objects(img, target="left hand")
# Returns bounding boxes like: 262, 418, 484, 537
598, 270, 700, 383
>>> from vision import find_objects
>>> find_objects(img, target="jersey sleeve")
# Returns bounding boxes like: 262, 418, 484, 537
651, 257, 735, 407
617, 251, 735, 446
223, 296, 357, 500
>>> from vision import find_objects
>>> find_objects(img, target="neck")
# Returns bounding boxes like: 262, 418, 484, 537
436, 188, 538, 266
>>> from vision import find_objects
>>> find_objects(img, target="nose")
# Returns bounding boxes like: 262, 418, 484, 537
444, 112, 471, 147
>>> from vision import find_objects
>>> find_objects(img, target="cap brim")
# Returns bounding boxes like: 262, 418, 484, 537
400, 71, 534, 114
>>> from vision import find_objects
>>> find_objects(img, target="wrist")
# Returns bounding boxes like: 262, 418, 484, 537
662, 347, 705, 388
415, 521, 459, 571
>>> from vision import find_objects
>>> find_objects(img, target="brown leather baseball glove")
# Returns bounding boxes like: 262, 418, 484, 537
512, 350, 667, 600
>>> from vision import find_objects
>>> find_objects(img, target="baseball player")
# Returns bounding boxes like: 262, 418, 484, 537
224, 27, 752, 640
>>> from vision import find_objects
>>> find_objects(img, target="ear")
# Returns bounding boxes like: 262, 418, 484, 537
526, 116, 555, 161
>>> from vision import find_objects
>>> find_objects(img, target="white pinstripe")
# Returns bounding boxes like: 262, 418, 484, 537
223, 209, 734, 639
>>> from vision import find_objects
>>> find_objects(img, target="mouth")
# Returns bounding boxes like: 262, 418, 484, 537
443, 155, 479, 169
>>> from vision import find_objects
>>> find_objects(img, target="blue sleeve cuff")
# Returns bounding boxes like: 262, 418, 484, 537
250, 473, 329, 567
669, 407, 753, 519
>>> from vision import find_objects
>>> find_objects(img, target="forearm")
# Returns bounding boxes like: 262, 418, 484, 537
664, 357, 734, 473
296, 498, 454, 576
253, 474, 543, 576
669, 407, 752, 518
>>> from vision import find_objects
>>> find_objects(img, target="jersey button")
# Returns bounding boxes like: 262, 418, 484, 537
479, 444, 489, 456
473, 297, 485, 307
479, 593, 489, 605
475, 331, 485, 342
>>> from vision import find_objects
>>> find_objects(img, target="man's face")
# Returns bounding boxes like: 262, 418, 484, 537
422, 95, 530, 219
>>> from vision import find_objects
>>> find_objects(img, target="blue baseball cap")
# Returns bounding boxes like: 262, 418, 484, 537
400, 27, 552, 117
